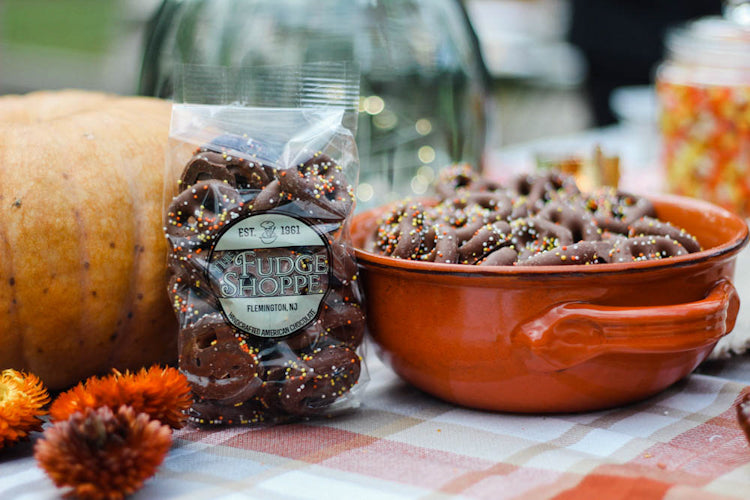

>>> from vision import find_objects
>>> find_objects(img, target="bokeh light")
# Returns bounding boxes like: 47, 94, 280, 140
410, 174, 430, 194
373, 109, 398, 130
356, 182, 375, 202
363, 95, 385, 115
417, 165, 435, 183
415, 118, 432, 136
418, 145, 435, 163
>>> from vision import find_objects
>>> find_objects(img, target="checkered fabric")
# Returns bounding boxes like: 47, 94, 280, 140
1, 355, 749, 500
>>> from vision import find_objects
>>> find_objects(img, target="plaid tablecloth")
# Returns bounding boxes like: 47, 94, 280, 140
2, 353, 750, 500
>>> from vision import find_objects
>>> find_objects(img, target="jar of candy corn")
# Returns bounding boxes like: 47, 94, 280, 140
656, 13, 750, 215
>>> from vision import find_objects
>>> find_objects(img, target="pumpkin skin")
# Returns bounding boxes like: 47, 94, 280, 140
0, 90, 177, 390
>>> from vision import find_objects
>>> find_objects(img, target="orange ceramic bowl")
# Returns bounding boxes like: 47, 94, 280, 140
351, 194, 749, 413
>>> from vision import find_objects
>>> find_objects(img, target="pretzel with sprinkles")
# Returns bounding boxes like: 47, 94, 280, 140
628, 216, 701, 253
433, 162, 508, 198
509, 170, 581, 212
536, 200, 601, 242
272, 343, 362, 416
586, 187, 656, 233
605, 235, 690, 263
257, 341, 360, 415
433, 162, 482, 198
165, 179, 246, 293
168, 274, 219, 328
276, 289, 365, 352
276, 153, 355, 218
510, 217, 576, 260
373, 201, 431, 260
180, 149, 276, 192
479, 247, 519, 266
519, 235, 689, 266
434, 204, 495, 244
421, 223, 460, 263
518, 241, 613, 266
458, 221, 512, 264
313, 289, 366, 348
165, 179, 245, 247
329, 241, 360, 287
441, 191, 514, 228
179, 313, 263, 405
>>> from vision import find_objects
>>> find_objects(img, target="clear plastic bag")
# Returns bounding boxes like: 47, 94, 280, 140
163, 63, 366, 425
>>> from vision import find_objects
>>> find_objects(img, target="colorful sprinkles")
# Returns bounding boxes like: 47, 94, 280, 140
371, 167, 702, 266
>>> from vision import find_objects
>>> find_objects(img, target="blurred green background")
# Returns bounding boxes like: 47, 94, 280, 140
2, 0, 118, 54
0, 0, 153, 95
0, 0, 591, 147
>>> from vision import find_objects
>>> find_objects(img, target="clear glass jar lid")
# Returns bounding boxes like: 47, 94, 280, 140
665, 14, 750, 70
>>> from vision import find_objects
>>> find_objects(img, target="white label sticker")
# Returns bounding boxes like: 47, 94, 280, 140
208, 213, 330, 338
214, 213, 326, 250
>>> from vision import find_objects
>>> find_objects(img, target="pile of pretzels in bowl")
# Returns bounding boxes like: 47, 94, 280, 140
368, 164, 702, 267
164, 134, 365, 425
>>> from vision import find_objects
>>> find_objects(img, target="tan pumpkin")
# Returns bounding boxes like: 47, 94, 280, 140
0, 90, 177, 390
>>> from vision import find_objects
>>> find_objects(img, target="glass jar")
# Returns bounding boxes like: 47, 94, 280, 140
139, 0, 492, 209
656, 10, 750, 215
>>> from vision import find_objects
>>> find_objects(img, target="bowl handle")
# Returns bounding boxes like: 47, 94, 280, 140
511, 279, 739, 372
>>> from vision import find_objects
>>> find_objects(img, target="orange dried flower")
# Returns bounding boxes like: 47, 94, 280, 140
0, 368, 50, 449
35, 405, 172, 500
50, 366, 192, 429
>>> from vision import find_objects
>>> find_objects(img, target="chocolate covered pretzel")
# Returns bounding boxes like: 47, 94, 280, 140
179, 314, 263, 405
274, 344, 362, 416
315, 289, 366, 347
168, 274, 219, 328
277, 153, 355, 218
179, 135, 275, 190
165, 179, 244, 248
586, 187, 656, 233
458, 221, 512, 264
628, 217, 701, 253
254, 341, 361, 416
373, 201, 430, 260
433, 162, 482, 198
537, 200, 601, 242
605, 235, 690, 263
508, 170, 581, 212
422, 224, 460, 263
519, 235, 690, 266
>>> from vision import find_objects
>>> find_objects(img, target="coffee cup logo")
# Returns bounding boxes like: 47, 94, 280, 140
260, 220, 277, 245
